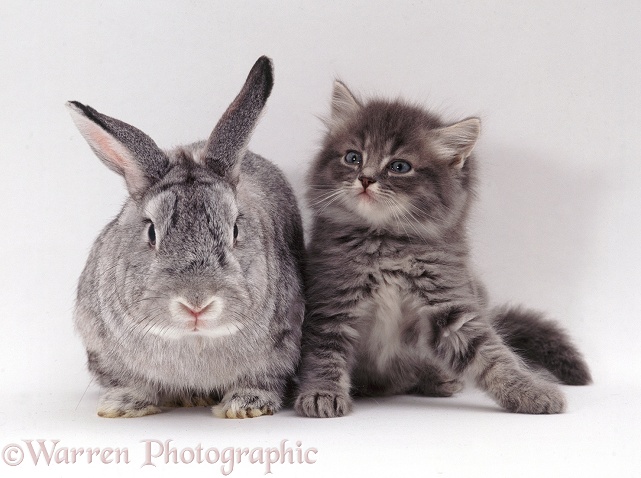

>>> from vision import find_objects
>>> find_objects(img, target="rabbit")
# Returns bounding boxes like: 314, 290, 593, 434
67, 56, 305, 419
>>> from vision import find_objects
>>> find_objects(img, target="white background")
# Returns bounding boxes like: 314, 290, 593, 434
1, 1, 640, 476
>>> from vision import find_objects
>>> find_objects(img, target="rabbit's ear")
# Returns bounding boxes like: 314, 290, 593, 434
204, 56, 274, 184
66, 101, 169, 198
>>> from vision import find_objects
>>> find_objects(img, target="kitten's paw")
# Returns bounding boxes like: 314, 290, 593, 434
415, 378, 464, 397
295, 390, 352, 418
437, 379, 465, 396
501, 381, 566, 414
212, 391, 277, 419
97, 389, 161, 418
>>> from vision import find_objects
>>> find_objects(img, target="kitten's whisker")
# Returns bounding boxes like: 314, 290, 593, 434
382, 197, 413, 243
309, 189, 344, 207
316, 190, 346, 216
378, 188, 443, 222
395, 208, 425, 241
310, 195, 345, 213
404, 200, 447, 221
390, 199, 434, 242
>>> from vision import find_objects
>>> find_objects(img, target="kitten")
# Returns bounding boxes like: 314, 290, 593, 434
295, 81, 591, 417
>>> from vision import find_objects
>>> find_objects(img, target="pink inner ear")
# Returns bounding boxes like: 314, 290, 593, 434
88, 125, 128, 171
84, 122, 146, 193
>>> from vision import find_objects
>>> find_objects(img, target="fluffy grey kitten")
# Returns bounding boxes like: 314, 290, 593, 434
295, 81, 591, 417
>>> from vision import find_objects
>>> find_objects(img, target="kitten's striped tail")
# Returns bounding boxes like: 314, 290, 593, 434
490, 305, 592, 385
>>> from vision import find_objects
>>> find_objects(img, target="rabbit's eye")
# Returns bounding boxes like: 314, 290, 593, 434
147, 223, 156, 247
233, 224, 239, 241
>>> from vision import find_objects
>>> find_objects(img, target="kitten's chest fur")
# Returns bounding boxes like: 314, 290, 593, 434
353, 267, 429, 388
330, 231, 473, 394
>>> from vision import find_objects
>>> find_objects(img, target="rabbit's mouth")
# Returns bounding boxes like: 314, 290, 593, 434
142, 320, 245, 340
139, 295, 245, 340
143, 317, 246, 340
187, 322, 245, 339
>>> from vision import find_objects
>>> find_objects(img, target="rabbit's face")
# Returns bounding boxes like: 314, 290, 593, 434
68, 56, 275, 343
125, 161, 250, 341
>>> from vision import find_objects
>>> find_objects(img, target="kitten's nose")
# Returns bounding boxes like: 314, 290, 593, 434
359, 176, 377, 190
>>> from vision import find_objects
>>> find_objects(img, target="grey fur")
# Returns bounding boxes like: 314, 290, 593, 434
295, 81, 590, 418
490, 305, 592, 385
68, 57, 305, 418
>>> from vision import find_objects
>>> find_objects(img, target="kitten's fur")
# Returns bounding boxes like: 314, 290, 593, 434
294, 81, 591, 417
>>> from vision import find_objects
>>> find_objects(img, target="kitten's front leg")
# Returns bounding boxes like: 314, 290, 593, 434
295, 313, 357, 418
430, 305, 566, 414
412, 363, 464, 397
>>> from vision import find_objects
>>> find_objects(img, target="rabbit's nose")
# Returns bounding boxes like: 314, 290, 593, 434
174, 296, 223, 321
180, 303, 202, 320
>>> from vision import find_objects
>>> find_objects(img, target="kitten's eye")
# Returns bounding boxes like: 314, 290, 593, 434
147, 222, 156, 247
388, 160, 412, 174
344, 151, 362, 166
233, 224, 239, 241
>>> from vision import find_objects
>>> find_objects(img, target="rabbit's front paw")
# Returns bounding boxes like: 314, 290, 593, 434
97, 388, 161, 418
161, 392, 220, 408
212, 390, 278, 419
295, 389, 352, 418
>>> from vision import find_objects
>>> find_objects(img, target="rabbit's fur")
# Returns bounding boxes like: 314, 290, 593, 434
68, 57, 305, 419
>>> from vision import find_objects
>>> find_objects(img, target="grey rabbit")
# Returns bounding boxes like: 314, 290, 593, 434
68, 56, 305, 418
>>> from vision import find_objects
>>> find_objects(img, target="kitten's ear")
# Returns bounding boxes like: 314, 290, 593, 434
331, 80, 361, 120
431, 118, 481, 169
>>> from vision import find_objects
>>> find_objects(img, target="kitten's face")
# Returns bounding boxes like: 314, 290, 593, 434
307, 81, 481, 238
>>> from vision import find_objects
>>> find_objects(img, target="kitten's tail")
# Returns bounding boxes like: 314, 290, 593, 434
490, 305, 592, 385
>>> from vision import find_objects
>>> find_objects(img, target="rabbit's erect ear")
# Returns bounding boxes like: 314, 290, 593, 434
66, 101, 169, 198
204, 56, 274, 184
